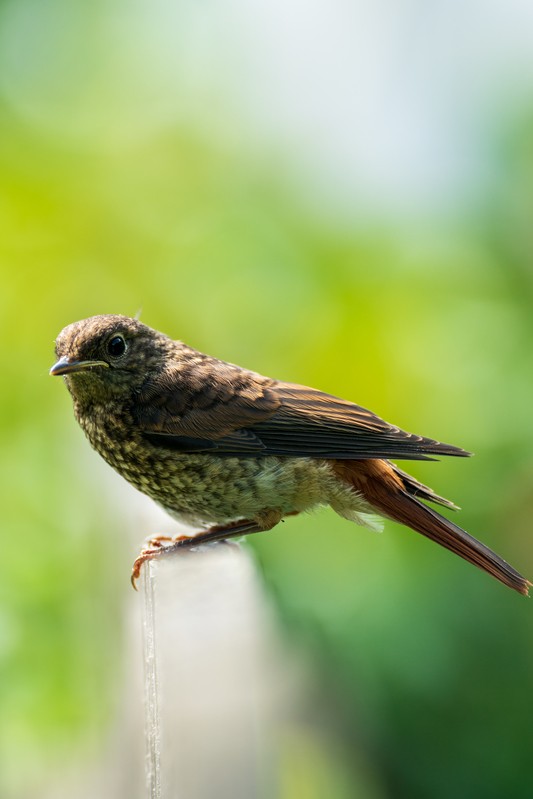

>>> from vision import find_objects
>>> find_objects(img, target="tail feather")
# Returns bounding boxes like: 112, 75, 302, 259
381, 491, 530, 596
389, 463, 460, 510
335, 460, 531, 596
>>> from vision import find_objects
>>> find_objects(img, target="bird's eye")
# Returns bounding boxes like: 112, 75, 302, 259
107, 335, 127, 358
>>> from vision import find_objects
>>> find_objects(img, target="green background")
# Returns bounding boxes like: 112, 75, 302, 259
1, 3, 533, 797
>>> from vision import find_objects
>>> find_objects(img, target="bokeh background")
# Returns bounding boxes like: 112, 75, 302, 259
1, 1, 533, 797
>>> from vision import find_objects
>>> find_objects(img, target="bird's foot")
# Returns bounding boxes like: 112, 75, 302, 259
130, 520, 265, 589
131, 533, 195, 589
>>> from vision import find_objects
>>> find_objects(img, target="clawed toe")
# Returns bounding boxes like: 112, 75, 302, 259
144, 534, 172, 548
130, 521, 267, 589
131, 534, 197, 589
131, 547, 159, 590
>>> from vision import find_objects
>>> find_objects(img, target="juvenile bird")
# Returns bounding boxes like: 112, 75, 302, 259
50, 314, 530, 595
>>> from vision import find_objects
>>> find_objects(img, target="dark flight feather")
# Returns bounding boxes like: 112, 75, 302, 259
138, 378, 471, 461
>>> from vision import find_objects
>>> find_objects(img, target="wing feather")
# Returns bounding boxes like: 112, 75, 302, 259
136, 363, 470, 461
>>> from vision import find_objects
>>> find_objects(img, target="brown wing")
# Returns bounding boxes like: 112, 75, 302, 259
239, 383, 470, 459
134, 359, 280, 442
135, 359, 470, 461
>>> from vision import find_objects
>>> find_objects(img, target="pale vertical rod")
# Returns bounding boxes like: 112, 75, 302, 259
142, 562, 162, 799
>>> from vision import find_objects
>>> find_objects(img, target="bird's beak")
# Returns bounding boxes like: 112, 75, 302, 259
49, 356, 110, 376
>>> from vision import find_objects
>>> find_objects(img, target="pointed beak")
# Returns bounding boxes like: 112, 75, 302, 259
49, 356, 110, 376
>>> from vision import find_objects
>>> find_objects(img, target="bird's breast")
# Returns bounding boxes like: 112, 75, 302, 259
74, 402, 340, 525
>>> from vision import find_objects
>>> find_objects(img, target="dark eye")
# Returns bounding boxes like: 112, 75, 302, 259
107, 335, 127, 358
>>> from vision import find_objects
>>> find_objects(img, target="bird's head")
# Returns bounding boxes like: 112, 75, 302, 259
50, 314, 172, 404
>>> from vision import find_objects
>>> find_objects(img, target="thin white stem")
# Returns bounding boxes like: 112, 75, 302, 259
142, 562, 162, 799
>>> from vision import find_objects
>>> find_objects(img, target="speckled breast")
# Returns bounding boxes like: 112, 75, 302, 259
74, 401, 335, 526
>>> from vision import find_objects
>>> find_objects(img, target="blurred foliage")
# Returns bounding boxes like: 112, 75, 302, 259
1, 3, 533, 798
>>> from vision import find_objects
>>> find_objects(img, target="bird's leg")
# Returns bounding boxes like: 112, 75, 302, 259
131, 518, 269, 589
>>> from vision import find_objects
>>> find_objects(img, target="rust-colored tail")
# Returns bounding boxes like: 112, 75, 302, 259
334, 460, 531, 596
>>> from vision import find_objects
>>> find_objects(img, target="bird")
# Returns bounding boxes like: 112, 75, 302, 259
50, 314, 530, 595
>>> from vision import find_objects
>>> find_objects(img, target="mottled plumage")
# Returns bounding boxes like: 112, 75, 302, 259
50, 314, 530, 595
